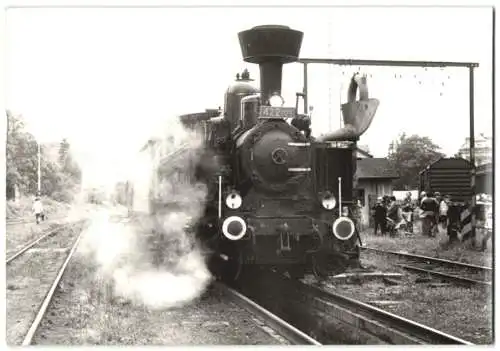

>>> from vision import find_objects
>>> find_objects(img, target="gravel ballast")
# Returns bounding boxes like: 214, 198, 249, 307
6, 223, 83, 345
316, 252, 493, 344
29, 213, 292, 345
31, 255, 291, 345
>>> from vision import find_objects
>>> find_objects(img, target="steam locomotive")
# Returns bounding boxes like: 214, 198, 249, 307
130, 25, 379, 281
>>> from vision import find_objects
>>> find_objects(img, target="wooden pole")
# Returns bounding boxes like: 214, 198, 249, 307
469, 67, 476, 240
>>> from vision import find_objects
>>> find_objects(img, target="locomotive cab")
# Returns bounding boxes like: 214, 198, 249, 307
240, 94, 260, 130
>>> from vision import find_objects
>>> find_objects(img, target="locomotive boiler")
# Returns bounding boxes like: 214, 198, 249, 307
144, 25, 379, 281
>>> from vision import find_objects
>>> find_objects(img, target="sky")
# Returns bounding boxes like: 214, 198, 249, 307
5, 6, 493, 189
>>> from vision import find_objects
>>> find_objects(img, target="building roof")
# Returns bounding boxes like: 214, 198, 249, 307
356, 158, 399, 179
418, 157, 473, 175
356, 146, 373, 159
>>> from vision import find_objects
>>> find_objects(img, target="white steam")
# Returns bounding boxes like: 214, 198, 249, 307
76, 118, 213, 310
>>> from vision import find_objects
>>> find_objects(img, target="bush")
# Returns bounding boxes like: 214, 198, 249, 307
6, 195, 71, 219
51, 190, 75, 203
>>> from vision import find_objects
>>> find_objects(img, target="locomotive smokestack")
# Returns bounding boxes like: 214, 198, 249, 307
238, 25, 303, 103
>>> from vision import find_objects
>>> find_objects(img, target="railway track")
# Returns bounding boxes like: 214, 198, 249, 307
21, 230, 84, 345
14, 214, 312, 346
7, 216, 66, 226
6, 225, 67, 264
6, 221, 86, 345
297, 280, 473, 345
234, 268, 474, 345
218, 282, 321, 345
361, 246, 492, 286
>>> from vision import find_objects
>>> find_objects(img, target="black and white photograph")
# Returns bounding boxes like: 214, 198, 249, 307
3, 3, 494, 346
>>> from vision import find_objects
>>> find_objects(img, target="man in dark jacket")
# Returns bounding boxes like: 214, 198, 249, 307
372, 197, 387, 235
446, 201, 462, 242
387, 196, 399, 222
420, 192, 439, 236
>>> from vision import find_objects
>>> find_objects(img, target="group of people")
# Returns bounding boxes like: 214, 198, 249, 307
419, 191, 454, 237
371, 195, 406, 236
371, 191, 454, 237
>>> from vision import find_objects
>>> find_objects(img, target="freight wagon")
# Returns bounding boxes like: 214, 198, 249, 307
419, 157, 473, 203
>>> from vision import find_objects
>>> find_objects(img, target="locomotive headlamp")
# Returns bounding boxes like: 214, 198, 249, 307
222, 216, 247, 241
269, 93, 285, 107
321, 192, 337, 210
341, 206, 349, 217
332, 217, 355, 241
225, 191, 242, 209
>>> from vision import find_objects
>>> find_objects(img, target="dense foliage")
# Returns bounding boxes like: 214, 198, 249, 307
6, 110, 82, 202
387, 133, 445, 190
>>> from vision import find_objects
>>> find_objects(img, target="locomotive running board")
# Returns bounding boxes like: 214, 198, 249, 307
287, 142, 311, 147
288, 167, 311, 172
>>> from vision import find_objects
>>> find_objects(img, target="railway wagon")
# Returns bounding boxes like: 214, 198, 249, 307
419, 157, 473, 203
130, 24, 380, 281
418, 157, 493, 240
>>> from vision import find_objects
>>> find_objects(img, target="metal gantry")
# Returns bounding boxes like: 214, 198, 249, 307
298, 57, 480, 239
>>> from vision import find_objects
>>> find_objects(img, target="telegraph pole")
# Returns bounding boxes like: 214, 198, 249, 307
327, 19, 333, 132
37, 141, 41, 194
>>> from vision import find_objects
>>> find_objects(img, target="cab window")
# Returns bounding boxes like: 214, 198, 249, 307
241, 100, 259, 128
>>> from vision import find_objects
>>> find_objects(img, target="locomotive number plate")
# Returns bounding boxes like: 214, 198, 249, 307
259, 106, 296, 119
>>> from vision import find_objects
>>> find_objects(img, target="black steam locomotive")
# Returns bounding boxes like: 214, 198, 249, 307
135, 25, 379, 281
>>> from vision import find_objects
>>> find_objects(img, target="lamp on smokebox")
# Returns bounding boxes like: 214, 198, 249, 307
269, 92, 285, 107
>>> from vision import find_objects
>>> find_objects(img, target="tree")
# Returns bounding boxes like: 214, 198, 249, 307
6, 110, 82, 202
387, 133, 445, 190
6, 110, 37, 196
58, 138, 81, 184
59, 138, 70, 164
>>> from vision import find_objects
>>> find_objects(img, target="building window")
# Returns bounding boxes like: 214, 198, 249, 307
376, 183, 385, 196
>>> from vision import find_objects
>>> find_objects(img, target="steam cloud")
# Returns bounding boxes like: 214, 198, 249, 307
76, 118, 213, 310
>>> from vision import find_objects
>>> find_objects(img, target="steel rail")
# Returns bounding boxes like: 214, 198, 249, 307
219, 282, 321, 345
7, 216, 66, 226
6, 227, 62, 264
21, 229, 84, 346
298, 282, 473, 345
361, 246, 492, 272
396, 264, 491, 287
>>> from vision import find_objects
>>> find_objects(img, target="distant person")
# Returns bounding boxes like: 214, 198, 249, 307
382, 195, 390, 208
387, 196, 399, 221
420, 192, 439, 236
352, 199, 363, 233
403, 192, 412, 207
372, 197, 387, 235
439, 195, 450, 230
434, 192, 442, 209
32, 197, 45, 224
446, 200, 462, 243
386, 196, 401, 236
402, 192, 414, 234
419, 191, 427, 206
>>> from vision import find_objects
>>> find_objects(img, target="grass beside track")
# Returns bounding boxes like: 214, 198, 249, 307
339, 248, 493, 344
359, 221, 492, 267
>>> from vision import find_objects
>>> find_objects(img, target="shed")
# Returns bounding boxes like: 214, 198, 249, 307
354, 158, 399, 229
